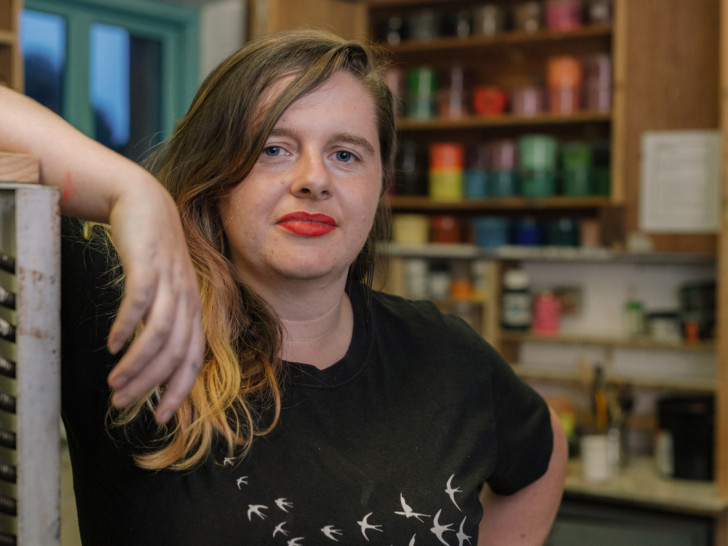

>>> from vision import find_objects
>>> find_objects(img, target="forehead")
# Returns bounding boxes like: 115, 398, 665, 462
263, 71, 378, 132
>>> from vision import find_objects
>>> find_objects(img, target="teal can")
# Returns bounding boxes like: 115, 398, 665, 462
464, 169, 488, 198
473, 217, 511, 248
519, 135, 558, 197
488, 170, 519, 196
521, 170, 556, 197
518, 135, 558, 171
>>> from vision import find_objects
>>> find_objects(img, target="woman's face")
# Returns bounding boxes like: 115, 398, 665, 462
219, 71, 383, 293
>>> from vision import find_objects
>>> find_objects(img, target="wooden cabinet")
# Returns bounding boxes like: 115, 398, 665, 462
248, 0, 368, 41
364, 1, 727, 538
0, 0, 22, 92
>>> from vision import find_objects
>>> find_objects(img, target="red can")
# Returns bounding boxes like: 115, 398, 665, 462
472, 86, 508, 115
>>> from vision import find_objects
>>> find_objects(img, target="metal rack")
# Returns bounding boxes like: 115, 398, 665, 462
0, 154, 61, 546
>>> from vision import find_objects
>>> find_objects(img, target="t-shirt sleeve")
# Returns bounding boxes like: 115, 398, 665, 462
486, 347, 553, 495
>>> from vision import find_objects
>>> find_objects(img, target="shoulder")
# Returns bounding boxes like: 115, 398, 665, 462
368, 289, 503, 369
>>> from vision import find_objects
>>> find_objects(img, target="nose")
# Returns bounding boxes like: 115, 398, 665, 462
290, 150, 331, 199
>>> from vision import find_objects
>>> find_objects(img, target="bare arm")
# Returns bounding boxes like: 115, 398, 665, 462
478, 408, 568, 545
0, 86, 204, 423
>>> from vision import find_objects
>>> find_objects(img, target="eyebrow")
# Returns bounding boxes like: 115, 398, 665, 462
267, 127, 377, 156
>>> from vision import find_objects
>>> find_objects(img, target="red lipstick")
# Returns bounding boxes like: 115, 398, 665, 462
278, 212, 337, 237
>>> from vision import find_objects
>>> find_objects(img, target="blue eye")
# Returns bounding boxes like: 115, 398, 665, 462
335, 150, 354, 162
263, 146, 282, 156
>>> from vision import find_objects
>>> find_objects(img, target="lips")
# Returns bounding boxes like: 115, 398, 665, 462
277, 212, 337, 237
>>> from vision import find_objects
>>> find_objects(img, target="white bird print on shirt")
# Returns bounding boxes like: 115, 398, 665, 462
321, 524, 343, 541
275, 498, 294, 512
236, 476, 248, 489
456, 516, 472, 545
394, 493, 430, 522
357, 512, 383, 541
273, 522, 289, 538
446, 474, 463, 511
430, 509, 454, 546
287, 538, 304, 546
223, 457, 235, 466
247, 504, 268, 521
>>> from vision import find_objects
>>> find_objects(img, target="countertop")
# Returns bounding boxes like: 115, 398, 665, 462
564, 457, 728, 516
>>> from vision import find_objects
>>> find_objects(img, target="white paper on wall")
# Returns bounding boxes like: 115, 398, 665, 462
640, 130, 721, 233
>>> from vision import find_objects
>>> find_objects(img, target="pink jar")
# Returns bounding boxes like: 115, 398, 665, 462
546, 0, 583, 31
533, 291, 561, 335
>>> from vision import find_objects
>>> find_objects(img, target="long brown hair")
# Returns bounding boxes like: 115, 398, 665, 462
114, 29, 396, 470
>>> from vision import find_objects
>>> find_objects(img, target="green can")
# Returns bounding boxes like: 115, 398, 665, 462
562, 142, 592, 196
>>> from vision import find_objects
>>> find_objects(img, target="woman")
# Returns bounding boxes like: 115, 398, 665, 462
1, 30, 565, 545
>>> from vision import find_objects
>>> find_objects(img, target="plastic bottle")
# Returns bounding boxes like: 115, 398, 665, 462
501, 270, 532, 330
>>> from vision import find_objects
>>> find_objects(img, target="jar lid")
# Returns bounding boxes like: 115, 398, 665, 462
503, 269, 530, 289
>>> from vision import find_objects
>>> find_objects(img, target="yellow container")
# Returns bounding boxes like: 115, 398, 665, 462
429, 169, 463, 201
392, 214, 430, 245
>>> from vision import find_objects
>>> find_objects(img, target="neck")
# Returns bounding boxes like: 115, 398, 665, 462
252, 276, 354, 370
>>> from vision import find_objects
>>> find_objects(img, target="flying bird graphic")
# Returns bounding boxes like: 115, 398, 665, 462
275, 498, 294, 512
394, 493, 430, 522
321, 524, 343, 541
456, 516, 472, 545
273, 522, 289, 538
357, 512, 383, 541
247, 504, 268, 521
430, 509, 454, 546
236, 476, 248, 489
287, 538, 304, 546
223, 457, 235, 467
445, 474, 463, 511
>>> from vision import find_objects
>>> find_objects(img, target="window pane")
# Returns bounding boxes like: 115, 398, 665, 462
21, 10, 65, 115
90, 23, 162, 160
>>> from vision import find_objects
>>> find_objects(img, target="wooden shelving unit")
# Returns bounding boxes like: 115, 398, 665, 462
383, 23, 612, 53
366, 0, 726, 541
396, 111, 612, 131
0, 0, 22, 91
501, 330, 716, 354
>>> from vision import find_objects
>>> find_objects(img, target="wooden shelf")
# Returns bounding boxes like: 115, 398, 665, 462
515, 366, 716, 394
388, 195, 614, 212
502, 330, 716, 353
379, 24, 613, 54
368, 0, 467, 9
396, 111, 612, 131
381, 242, 716, 265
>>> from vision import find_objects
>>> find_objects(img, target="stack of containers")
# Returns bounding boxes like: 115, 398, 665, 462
547, 55, 582, 114
518, 135, 558, 196
438, 66, 468, 119
583, 53, 612, 112
406, 66, 438, 119
464, 144, 489, 199
429, 142, 465, 201
489, 139, 519, 195
561, 142, 592, 196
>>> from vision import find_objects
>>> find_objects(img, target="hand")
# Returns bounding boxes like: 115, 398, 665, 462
104, 177, 204, 424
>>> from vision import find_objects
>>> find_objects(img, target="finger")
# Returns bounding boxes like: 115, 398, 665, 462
108, 274, 176, 392
107, 269, 158, 355
155, 310, 205, 424
110, 279, 198, 405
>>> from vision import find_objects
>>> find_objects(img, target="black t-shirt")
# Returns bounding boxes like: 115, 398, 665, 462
61, 218, 553, 545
